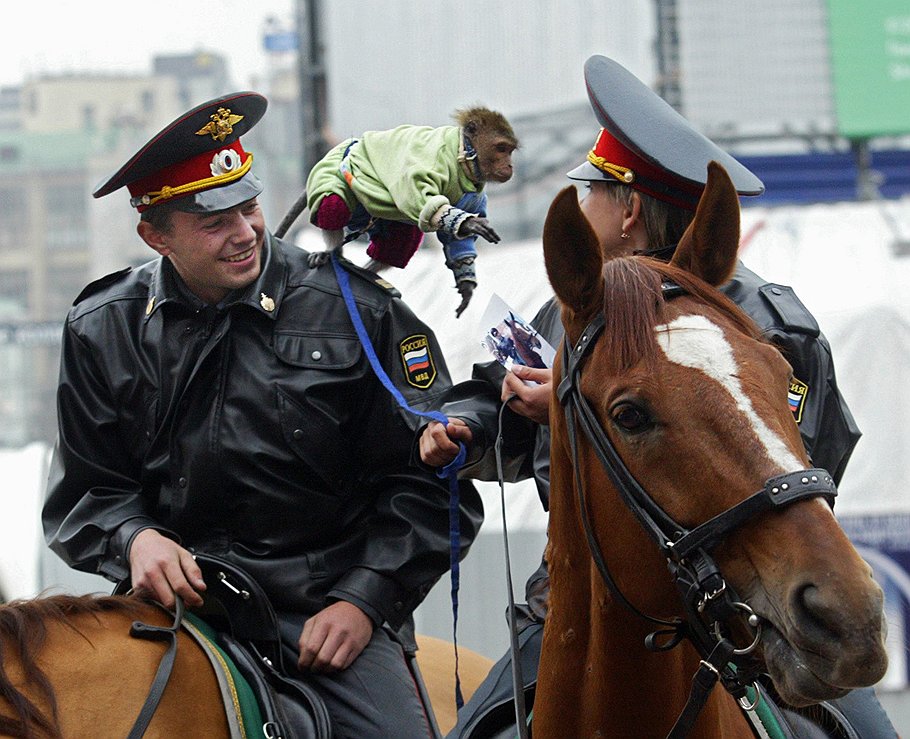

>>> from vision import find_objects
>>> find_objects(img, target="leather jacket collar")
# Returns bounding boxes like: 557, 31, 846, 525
143, 232, 287, 321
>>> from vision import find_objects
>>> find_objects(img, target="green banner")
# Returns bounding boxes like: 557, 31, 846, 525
827, 0, 910, 138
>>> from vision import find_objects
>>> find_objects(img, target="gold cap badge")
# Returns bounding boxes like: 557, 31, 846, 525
196, 108, 244, 142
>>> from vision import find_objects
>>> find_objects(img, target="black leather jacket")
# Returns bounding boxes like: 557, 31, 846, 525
43, 235, 483, 631
435, 261, 860, 618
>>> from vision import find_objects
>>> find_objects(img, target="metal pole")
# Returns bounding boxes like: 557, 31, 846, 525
654, 0, 682, 111
851, 137, 881, 201
296, 0, 328, 185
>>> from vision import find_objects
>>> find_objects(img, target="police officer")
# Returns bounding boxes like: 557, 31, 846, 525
421, 56, 893, 738
42, 92, 484, 738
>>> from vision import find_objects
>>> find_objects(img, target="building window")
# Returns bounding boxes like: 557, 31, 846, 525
83, 104, 96, 130
0, 188, 27, 251
0, 269, 28, 315
44, 185, 88, 251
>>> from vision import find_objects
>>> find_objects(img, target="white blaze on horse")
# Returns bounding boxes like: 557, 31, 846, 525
535, 162, 888, 738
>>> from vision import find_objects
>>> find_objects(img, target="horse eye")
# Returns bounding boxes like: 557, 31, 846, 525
612, 403, 651, 433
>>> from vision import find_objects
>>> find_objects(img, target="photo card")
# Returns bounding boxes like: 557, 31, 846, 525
478, 293, 556, 374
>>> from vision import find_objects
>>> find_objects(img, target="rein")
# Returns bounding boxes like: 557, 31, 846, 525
555, 281, 837, 738
494, 395, 531, 739
329, 251, 468, 711
126, 598, 185, 739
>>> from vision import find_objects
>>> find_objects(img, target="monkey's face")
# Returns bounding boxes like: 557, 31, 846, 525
477, 134, 516, 183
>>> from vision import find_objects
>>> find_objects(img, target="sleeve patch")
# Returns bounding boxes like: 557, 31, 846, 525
788, 376, 809, 423
399, 334, 436, 389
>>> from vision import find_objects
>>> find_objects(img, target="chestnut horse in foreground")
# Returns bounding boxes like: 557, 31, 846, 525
534, 164, 888, 738
0, 593, 489, 737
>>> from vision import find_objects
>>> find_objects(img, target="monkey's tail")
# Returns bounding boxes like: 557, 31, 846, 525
274, 189, 309, 239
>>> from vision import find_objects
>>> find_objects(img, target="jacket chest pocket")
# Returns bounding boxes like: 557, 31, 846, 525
273, 330, 362, 370
273, 332, 363, 489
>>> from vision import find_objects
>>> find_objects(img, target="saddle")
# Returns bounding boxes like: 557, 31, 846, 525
117, 553, 331, 739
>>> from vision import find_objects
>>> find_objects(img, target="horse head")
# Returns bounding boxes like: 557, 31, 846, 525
539, 163, 887, 735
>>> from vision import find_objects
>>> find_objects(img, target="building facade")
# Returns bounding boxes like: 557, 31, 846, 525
0, 53, 238, 446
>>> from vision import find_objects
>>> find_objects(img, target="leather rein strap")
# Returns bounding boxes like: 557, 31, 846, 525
555, 282, 837, 738
126, 598, 185, 739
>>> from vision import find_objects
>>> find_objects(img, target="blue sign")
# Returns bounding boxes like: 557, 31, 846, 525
263, 31, 298, 53
839, 512, 910, 690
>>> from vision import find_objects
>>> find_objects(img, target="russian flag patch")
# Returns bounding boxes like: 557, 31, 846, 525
399, 334, 437, 389
788, 376, 808, 424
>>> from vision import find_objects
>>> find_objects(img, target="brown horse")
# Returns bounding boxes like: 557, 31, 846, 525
0, 594, 490, 737
534, 163, 888, 738
503, 315, 547, 369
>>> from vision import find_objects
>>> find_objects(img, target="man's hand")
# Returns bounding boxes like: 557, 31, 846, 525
128, 529, 206, 608
459, 216, 501, 243
419, 418, 473, 467
298, 601, 374, 673
502, 365, 553, 426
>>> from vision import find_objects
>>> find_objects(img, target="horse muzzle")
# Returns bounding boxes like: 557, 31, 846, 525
757, 575, 888, 706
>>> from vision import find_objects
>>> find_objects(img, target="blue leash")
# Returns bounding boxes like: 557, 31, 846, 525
330, 252, 468, 709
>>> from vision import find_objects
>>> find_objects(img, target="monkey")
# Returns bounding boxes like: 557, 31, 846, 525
305, 106, 519, 317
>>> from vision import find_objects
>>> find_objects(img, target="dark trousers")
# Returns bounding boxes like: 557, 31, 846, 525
447, 622, 542, 739
279, 615, 433, 739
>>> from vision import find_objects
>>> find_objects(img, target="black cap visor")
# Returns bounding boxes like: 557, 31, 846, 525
170, 171, 263, 213
567, 160, 615, 182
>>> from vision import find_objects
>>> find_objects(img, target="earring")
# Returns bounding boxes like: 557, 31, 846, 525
620, 230, 630, 240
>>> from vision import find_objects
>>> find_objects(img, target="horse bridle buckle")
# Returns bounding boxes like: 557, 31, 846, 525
697, 581, 727, 613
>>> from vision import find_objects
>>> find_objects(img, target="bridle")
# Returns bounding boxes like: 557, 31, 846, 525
555, 280, 837, 738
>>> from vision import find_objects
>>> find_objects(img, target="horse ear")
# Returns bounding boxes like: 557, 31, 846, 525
671, 161, 740, 287
543, 186, 603, 320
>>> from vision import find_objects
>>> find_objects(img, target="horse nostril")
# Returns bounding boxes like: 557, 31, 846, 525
792, 583, 842, 640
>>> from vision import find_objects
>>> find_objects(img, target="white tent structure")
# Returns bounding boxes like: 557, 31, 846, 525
0, 443, 49, 602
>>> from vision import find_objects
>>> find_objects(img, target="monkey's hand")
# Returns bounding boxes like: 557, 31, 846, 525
449, 255, 478, 319
458, 216, 501, 244
455, 280, 475, 319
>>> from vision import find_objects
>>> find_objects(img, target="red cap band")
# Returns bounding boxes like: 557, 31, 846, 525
589, 129, 703, 210
127, 140, 250, 211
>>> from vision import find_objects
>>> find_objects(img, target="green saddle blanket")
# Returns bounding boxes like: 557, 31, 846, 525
182, 611, 264, 739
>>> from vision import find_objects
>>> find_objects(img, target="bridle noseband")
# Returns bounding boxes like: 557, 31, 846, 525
555, 281, 837, 738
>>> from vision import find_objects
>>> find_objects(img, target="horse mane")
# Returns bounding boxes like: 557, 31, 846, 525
599, 256, 765, 373
0, 594, 143, 739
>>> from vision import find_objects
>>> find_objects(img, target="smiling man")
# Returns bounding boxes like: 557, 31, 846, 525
42, 92, 483, 738
138, 198, 266, 304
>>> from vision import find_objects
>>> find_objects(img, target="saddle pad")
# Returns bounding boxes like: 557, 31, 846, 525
742, 685, 788, 739
183, 612, 264, 739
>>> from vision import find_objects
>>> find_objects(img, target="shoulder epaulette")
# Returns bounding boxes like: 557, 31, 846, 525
337, 256, 401, 297
759, 283, 820, 337
72, 267, 133, 306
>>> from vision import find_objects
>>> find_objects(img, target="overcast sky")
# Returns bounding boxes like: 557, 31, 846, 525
5, 0, 294, 88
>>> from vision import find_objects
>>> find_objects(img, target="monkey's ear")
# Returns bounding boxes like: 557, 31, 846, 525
463, 120, 478, 137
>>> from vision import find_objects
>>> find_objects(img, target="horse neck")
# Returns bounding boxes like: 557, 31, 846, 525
536, 450, 753, 738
